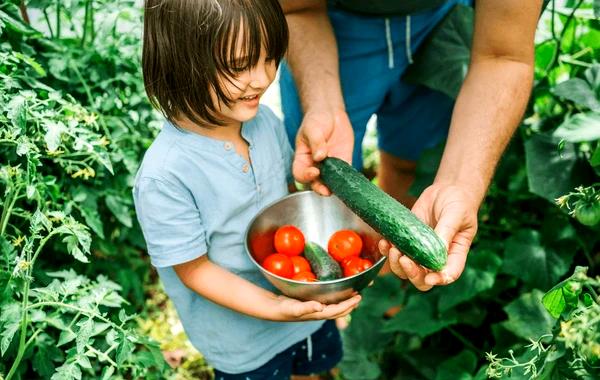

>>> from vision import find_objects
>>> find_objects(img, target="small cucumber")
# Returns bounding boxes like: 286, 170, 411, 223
303, 242, 342, 281
319, 157, 447, 271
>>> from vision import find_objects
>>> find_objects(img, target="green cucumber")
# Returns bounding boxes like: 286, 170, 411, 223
303, 242, 342, 281
319, 157, 447, 271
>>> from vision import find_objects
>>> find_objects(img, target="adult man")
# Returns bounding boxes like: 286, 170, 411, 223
280, 0, 542, 291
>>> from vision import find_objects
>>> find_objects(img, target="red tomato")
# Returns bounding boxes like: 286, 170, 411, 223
274, 225, 305, 256
341, 256, 372, 277
290, 256, 312, 275
328, 230, 363, 262
361, 258, 373, 271
292, 271, 317, 282
341, 256, 364, 277
262, 253, 294, 278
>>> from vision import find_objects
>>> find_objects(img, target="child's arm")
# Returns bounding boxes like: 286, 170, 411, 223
174, 255, 361, 321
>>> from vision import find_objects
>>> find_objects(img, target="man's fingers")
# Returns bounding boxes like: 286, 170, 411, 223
399, 256, 432, 292
433, 208, 463, 250
424, 244, 469, 286
299, 122, 328, 162
311, 181, 331, 196
387, 246, 407, 280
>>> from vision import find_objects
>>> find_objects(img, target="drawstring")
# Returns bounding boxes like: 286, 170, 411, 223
384, 18, 394, 69
386, 16, 414, 68
307, 335, 313, 362
405, 15, 413, 64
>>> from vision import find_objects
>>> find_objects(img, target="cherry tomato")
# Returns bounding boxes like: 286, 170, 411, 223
292, 271, 317, 282
361, 258, 373, 271
249, 229, 276, 264
290, 256, 312, 275
262, 253, 294, 278
274, 225, 305, 256
328, 230, 363, 262
574, 201, 600, 227
341, 256, 366, 277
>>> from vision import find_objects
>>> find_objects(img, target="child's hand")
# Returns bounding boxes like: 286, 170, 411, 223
274, 294, 361, 321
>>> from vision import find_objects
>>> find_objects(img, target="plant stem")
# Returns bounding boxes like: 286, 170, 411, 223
42, 8, 54, 37
0, 184, 21, 237
5, 274, 31, 380
70, 63, 111, 139
56, 0, 61, 38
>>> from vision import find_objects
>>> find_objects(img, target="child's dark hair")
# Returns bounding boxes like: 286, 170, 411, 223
142, 0, 288, 126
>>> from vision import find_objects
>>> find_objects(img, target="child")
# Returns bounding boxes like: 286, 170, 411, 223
134, 0, 361, 378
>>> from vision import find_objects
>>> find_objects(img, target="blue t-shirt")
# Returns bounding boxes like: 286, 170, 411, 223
133, 105, 323, 373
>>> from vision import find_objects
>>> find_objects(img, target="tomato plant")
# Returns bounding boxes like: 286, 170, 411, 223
262, 253, 294, 278
274, 225, 305, 256
328, 230, 363, 262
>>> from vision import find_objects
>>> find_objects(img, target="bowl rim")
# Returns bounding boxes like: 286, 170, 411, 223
244, 190, 387, 285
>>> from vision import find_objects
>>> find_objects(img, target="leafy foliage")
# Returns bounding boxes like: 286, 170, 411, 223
0, 0, 169, 378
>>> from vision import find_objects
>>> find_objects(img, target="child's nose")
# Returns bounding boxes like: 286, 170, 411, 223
249, 64, 271, 89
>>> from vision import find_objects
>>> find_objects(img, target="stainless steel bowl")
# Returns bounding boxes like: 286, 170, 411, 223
245, 191, 386, 304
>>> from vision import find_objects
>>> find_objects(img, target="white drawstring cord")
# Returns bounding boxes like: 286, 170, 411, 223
405, 15, 413, 64
307, 335, 313, 362
384, 18, 394, 69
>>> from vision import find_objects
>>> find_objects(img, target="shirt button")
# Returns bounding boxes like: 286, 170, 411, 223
224, 142, 232, 150
242, 164, 249, 173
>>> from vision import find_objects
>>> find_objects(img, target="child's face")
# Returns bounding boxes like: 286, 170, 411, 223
213, 45, 277, 126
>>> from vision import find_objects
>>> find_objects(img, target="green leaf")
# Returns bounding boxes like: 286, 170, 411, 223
116, 332, 133, 365
501, 229, 574, 290
101, 366, 115, 380
542, 266, 588, 318
591, 145, 600, 167
501, 290, 555, 341
0, 302, 21, 356
33, 345, 56, 377
553, 112, 600, 142
105, 194, 133, 228
340, 276, 404, 379
42, 120, 67, 153
438, 248, 502, 311
382, 292, 457, 337
76, 319, 94, 354
0, 9, 38, 36
404, 4, 473, 99
57, 329, 77, 347
51, 362, 82, 380
595, 0, 600, 18
553, 79, 600, 112
434, 350, 477, 380
524, 132, 580, 201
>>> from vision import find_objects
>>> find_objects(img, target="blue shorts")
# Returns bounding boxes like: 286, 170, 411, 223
212, 320, 342, 380
280, 1, 470, 169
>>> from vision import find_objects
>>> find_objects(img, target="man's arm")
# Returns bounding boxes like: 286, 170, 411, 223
280, 0, 353, 194
435, 0, 541, 205
385, 0, 542, 290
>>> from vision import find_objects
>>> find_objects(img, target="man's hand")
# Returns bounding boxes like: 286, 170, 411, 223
379, 183, 478, 291
292, 108, 354, 195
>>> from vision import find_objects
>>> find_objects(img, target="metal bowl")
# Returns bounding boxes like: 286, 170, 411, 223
245, 191, 386, 304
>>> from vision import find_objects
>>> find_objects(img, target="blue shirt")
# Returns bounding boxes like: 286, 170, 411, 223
133, 105, 323, 373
